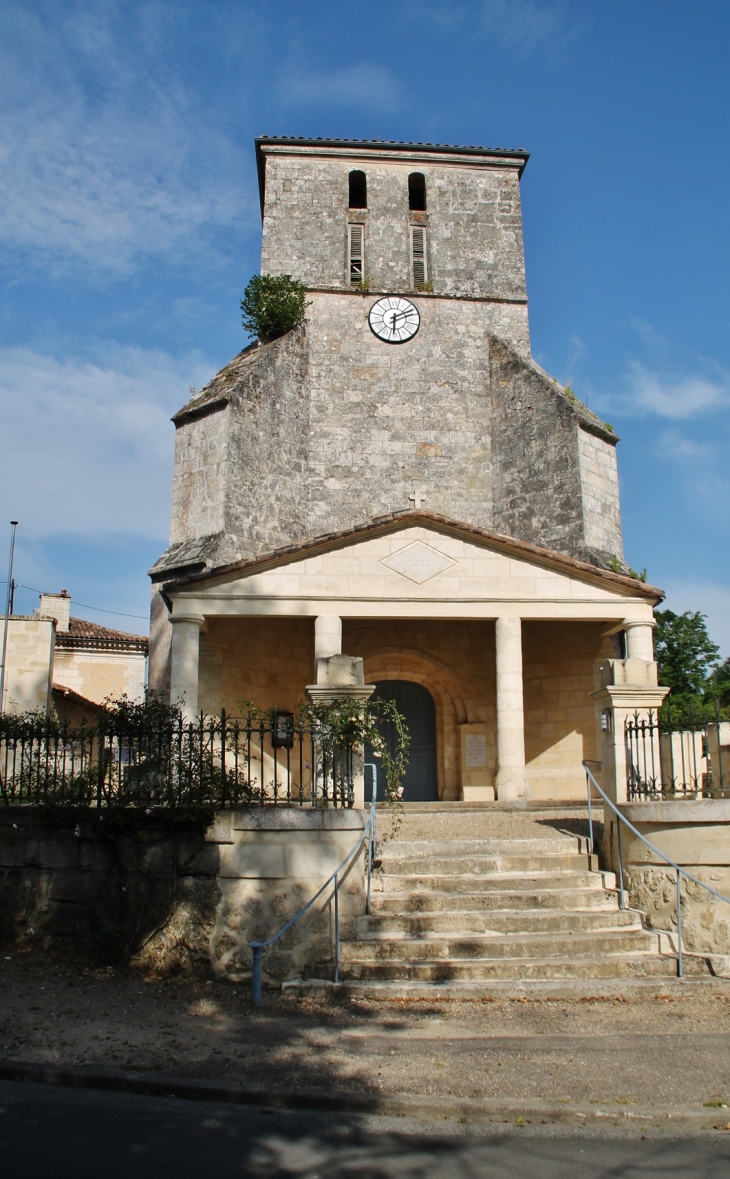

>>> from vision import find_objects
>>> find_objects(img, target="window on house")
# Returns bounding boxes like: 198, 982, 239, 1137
349, 224, 364, 284
408, 172, 426, 211
349, 170, 367, 208
411, 225, 427, 286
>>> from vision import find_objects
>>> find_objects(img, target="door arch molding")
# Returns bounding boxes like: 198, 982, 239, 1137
363, 649, 468, 799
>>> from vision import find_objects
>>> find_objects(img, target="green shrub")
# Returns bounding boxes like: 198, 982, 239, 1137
240, 273, 309, 343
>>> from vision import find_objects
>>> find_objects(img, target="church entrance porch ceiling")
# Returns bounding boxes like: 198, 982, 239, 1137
165, 512, 661, 625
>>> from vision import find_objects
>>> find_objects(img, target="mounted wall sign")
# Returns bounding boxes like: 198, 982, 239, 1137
368, 296, 420, 344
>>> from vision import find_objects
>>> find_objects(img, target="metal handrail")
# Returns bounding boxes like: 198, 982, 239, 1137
248, 790, 378, 1006
582, 760, 730, 978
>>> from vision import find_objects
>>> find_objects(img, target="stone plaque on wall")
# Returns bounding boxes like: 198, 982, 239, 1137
382, 542, 455, 585
464, 732, 487, 768
460, 722, 494, 801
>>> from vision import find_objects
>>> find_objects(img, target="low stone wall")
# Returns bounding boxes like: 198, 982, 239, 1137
208, 808, 366, 982
0, 807, 367, 984
605, 800, 730, 959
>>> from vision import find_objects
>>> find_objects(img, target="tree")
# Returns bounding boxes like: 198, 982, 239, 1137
240, 273, 308, 343
653, 609, 725, 724
711, 656, 730, 707
654, 609, 720, 696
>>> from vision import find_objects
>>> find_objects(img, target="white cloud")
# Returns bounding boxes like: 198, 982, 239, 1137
0, 1, 252, 275
478, 0, 573, 54
656, 431, 709, 461
0, 344, 213, 539
661, 581, 730, 660
620, 363, 730, 419
279, 63, 406, 113
406, 0, 577, 56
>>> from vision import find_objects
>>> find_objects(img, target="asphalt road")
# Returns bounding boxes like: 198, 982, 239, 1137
0, 1080, 728, 1179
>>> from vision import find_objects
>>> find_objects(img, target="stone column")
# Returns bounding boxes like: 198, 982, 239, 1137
494, 616, 528, 803
314, 615, 342, 681
623, 619, 655, 662
169, 613, 205, 721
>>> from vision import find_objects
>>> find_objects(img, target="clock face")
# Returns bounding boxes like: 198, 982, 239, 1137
368, 296, 420, 344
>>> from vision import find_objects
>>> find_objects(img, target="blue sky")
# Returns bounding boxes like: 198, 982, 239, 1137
1, 0, 728, 653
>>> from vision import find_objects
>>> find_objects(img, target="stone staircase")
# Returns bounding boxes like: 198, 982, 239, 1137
303, 823, 681, 991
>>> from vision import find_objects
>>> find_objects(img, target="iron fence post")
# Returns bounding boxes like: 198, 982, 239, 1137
717, 697, 726, 795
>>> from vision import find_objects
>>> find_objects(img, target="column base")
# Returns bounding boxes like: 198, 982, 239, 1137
495, 770, 529, 804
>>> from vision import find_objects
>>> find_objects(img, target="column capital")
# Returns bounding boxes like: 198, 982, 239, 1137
170, 612, 205, 628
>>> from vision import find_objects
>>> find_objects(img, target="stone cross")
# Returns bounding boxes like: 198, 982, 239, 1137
409, 486, 426, 510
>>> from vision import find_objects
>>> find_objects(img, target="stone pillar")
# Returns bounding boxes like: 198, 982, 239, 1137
314, 615, 342, 660
623, 619, 655, 662
307, 651, 374, 810
494, 616, 528, 803
591, 659, 669, 805
169, 613, 205, 721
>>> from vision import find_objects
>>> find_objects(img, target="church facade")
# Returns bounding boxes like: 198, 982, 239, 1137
149, 137, 663, 804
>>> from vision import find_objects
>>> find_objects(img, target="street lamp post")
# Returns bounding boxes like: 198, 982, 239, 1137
0, 521, 19, 716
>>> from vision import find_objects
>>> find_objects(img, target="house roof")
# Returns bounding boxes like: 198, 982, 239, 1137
55, 618, 149, 652
255, 136, 530, 213
163, 510, 663, 603
51, 683, 103, 712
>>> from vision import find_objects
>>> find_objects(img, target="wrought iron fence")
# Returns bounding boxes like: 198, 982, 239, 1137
625, 701, 728, 800
0, 710, 356, 810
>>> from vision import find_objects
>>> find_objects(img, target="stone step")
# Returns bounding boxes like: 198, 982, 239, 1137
379, 836, 587, 858
371, 887, 619, 913
356, 907, 641, 937
338, 928, 659, 963
306, 954, 679, 983
379, 853, 599, 875
378, 869, 613, 894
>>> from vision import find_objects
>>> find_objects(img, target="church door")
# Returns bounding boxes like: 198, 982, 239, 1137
365, 680, 438, 802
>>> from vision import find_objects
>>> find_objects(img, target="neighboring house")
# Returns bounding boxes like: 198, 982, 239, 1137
0, 591, 148, 722
149, 137, 665, 803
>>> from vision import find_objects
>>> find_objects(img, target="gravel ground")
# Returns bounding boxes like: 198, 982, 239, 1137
2, 952, 729, 1112
379, 807, 601, 845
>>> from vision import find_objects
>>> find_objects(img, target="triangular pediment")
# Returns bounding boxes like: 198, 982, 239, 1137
166, 513, 661, 619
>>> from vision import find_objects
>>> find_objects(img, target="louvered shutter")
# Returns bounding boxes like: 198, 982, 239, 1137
411, 226, 427, 286
349, 224, 364, 284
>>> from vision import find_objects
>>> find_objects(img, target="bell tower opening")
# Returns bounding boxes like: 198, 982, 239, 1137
348, 169, 367, 209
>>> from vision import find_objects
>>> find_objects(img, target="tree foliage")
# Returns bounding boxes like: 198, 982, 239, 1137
654, 609, 726, 723
240, 273, 308, 343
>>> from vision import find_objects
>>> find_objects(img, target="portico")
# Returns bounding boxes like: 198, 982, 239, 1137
163, 512, 662, 804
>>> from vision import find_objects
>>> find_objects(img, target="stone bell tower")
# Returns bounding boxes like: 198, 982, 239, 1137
150, 137, 625, 693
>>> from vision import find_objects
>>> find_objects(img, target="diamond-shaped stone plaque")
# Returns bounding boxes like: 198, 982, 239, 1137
381, 542, 456, 584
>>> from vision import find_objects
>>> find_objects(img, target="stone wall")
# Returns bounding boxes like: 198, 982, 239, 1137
606, 800, 730, 959
490, 338, 622, 563
523, 621, 610, 800
0, 807, 366, 985
0, 617, 54, 714
577, 428, 623, 561
53, 647, 146, 704
260, 151, 528, 304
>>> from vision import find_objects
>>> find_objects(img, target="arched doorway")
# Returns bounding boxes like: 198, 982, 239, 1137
365, 680, 438, 802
